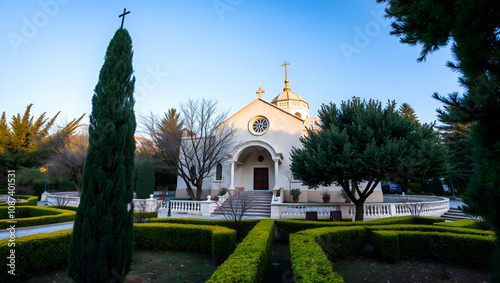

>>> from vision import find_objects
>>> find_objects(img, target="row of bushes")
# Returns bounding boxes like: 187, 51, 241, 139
134, 223, 236, 264
366, 224, 495, 237
0, 206, 76, 229
0, 195, 38, 207
276, 216, 445, 241
290, 226, 368, 282
0, 223, 237, 282
150, 217, 260, 238
372, 230, 495, 268
207, 219, 275, 283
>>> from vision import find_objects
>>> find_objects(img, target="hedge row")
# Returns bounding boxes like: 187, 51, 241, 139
0, 229, 73, 282
372, 230, 495, 268
0, 206, 76, 229
207, 219, 275, 283
150, 217, 260, 238
134, 223, 236, 264
365, 224, 495, 237
433, 219, 482, 229
276, 216, 444, 241
0, 195, 38, 207
290, 226, 367, 282
0, 223, 237, 282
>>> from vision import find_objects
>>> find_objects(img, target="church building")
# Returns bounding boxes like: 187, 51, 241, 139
175, 62, 383, 203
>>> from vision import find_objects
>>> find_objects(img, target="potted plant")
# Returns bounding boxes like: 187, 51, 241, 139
321, 191, 331, 203
340, 189, 351, 203
290, 188, 301, 203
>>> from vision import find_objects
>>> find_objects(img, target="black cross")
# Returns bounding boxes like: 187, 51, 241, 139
119, 8, 130, 29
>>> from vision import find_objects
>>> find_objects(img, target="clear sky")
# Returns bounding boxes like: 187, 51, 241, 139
1, 0, 463, 128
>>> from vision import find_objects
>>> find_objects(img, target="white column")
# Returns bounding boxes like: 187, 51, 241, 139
273, 159, 279, 190
228, 161, 235, 190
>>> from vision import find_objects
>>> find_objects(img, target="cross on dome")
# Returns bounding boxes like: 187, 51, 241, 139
281, 61, 291, 91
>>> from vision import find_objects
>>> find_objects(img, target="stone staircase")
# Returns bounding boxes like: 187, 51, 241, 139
441, 207, 471, 221
212, 191, 273, 218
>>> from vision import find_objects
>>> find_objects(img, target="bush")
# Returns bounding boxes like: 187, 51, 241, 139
0, 195, 38, 207
207, 220, 275, 283
433, 219, 482, 229
0, 206, 76, 229
409, 182, 422, 194
275, 216, 443, 241
0, 229, 73, 282
372, 230, 399, 263
150, 217, 259, 239
365, 224, 495, 237
134, 223, 236, 264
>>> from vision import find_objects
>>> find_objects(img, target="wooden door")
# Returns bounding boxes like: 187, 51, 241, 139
253, 168, 269, 190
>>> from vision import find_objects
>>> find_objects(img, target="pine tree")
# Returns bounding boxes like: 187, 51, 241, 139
136, 159, 155, 199
399, 103, 418, 123
67, 28, 136, 282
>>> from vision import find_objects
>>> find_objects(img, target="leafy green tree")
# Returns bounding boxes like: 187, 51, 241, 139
436, 122, 474, 194
378, 0, 500, 278
290, 97, 447, 221
67, 28, 136, 282
136, 159, 155, 199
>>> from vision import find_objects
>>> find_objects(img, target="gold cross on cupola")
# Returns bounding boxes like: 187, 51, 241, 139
281, 61, 291, 91
256, 87, 265, 99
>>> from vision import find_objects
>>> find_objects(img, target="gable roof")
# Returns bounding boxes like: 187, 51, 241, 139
222, 98, 305, 125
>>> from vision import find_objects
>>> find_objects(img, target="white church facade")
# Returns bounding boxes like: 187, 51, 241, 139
175, 64, 383, 203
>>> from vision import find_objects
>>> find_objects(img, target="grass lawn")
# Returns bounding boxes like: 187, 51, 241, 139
24, 250, 218, 282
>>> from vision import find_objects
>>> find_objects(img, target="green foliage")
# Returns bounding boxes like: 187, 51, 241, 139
275, 216, 443, 242
378, 0, 500, 278
431, 178, 445, 196
0, 229, 72, 282
291, 97, 447, 220
371, 231, 399, 263
290, 188, 301, 198
366, 224, 494, 237
150, 217, 260, 239
136, 159, 155, 199
207, 220, 274, 283
16, 167, 46, 186
0, 206, 76, 229
399, 102, 418, 123
134, 223, 236, 264
409, 182, 422, 194
67, 28, 136, 283
0, 195, 38, 207
433, 219, 486, 230
308, 226, 368, 258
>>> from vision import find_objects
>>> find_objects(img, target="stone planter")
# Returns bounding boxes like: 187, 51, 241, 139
292, 197, 300, 203
322, 197, 331, 203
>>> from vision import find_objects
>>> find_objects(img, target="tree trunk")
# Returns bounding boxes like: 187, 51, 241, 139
354, 202, 364, 221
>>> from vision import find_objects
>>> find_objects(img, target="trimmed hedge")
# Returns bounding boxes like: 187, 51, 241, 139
365, 224, 495, 237
0, 195, 38, 207
0, 206, 76, 229
372, 231, 399, 263
134, 223, 236, 264
290, 226, 367, 282
0, 229, 73, 282
396, 231, 494, 269
276, 216, 444, 241
207, 219, 275, 283
150, 217, 260, 238
433, 219, 481, 229
0, 222, 237, 282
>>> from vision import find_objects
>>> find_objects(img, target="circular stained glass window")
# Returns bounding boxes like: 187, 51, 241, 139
249, 116, 269, 135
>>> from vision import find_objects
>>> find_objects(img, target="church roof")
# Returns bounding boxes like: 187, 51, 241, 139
270, 90, 306, 104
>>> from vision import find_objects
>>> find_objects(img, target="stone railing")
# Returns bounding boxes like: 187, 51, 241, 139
271, 196, 450, 220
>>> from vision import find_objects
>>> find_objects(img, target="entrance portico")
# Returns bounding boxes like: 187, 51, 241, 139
228, 140, 283, 191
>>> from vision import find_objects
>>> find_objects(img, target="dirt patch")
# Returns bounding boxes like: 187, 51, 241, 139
332, 256, 490, 283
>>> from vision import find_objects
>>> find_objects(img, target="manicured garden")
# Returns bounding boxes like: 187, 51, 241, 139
0, 210, 494, 282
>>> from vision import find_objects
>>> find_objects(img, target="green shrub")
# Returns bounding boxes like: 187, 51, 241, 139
134, 223, 236, 264
0, 229, 73, 282
290, 227, 354, 283
150, 217, 259, 238
0, 189, 7, 194
365, 224, 495, 237
0, 206, 76, 229
372, 231, 399, 263
52, 205, 79, 212
207, 220, 275, 283
397, 231, 494, 269
409, 182, 422, 194
413, 216, 445, 225
433, 219, 481, 229
0, 195, 38, 207
275, 216, 441, 241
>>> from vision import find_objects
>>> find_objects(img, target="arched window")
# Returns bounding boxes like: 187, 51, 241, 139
295, 112, 302, 118
215, 163, 223, 181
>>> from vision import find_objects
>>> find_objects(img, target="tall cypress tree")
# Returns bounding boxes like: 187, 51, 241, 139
67, 28, 136, 282
136, 158, 155, 199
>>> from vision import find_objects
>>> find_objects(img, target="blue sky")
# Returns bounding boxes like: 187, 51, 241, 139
1, 0, 463, 127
